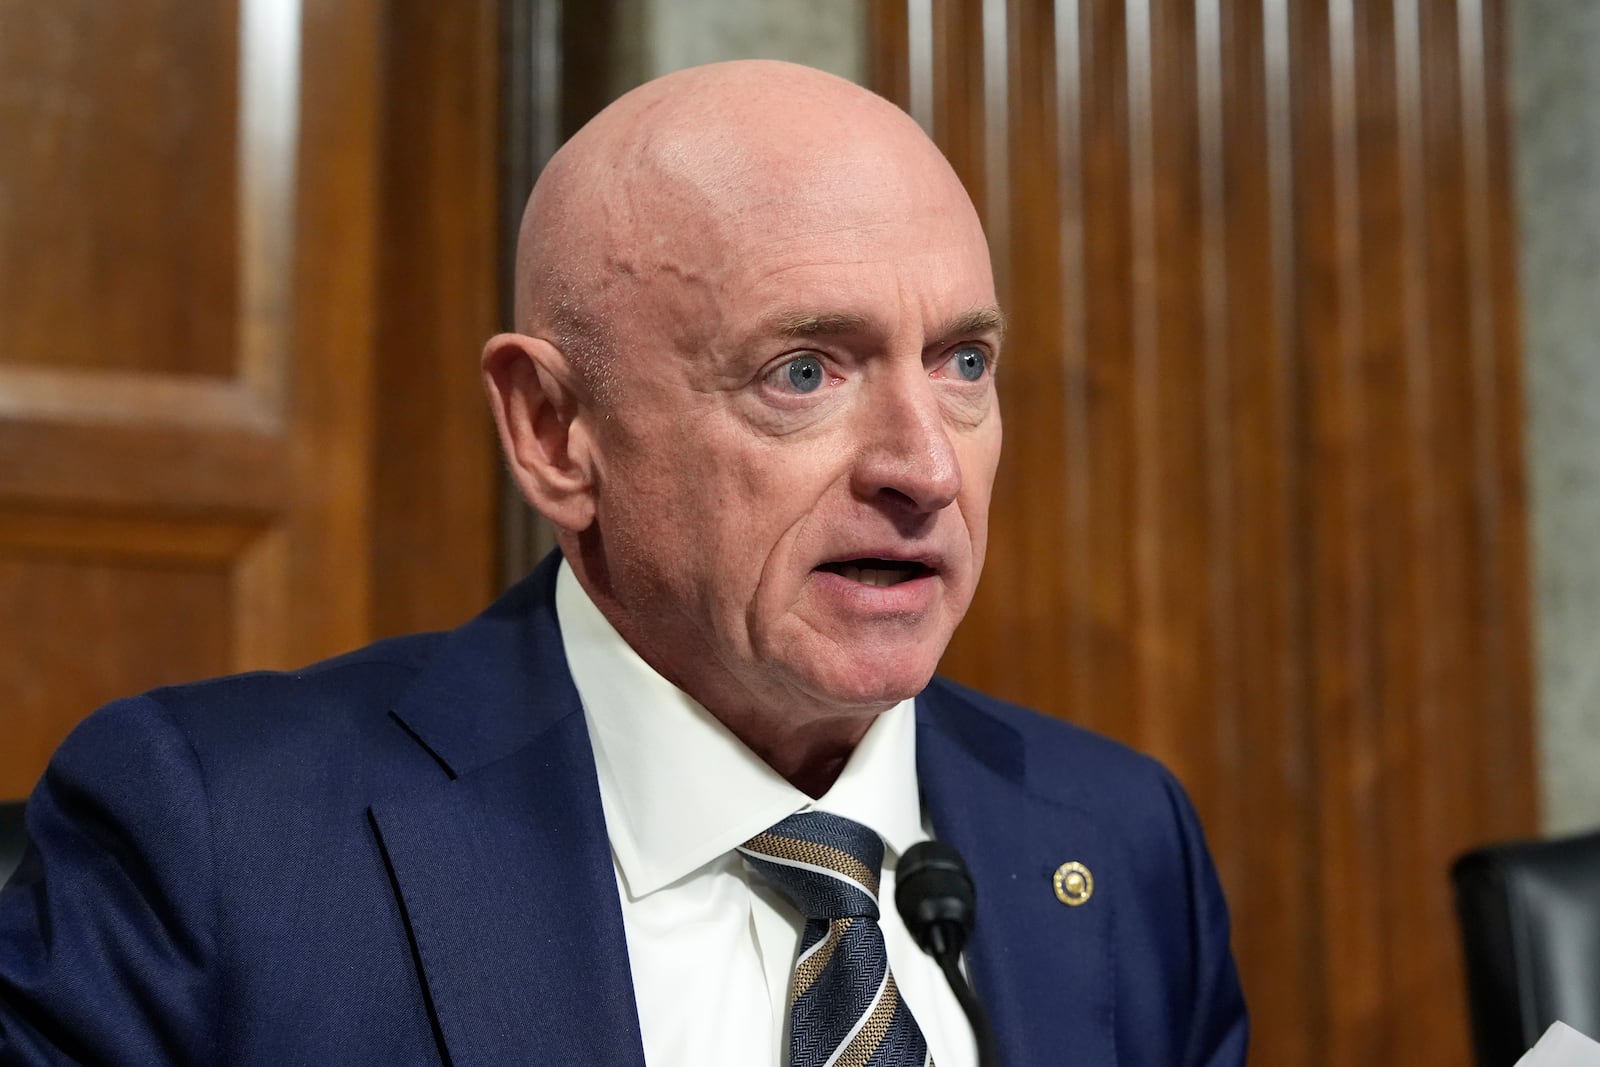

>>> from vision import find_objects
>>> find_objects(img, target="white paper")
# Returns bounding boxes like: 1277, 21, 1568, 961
1516, 1022, 1600, 1066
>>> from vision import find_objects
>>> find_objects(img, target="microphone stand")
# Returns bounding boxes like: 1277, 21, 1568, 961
928, 926, 999, 1067
895, 842, 1001, 1067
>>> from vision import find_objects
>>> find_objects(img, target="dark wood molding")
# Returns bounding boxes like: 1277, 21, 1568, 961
495, 0, 625, 582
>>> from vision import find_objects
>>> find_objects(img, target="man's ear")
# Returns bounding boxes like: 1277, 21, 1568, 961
481, 333, 598, 532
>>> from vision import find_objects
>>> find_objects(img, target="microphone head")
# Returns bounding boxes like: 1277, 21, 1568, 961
895, 840, 976, 957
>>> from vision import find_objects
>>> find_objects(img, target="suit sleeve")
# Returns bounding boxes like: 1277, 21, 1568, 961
0, 696, 218, 1066
1158, 766, 1250, 1067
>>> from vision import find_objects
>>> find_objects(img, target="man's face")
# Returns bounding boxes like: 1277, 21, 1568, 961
582, 145, 1002, 724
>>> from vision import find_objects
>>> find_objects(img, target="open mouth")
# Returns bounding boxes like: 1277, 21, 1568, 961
817, 558, 934, 588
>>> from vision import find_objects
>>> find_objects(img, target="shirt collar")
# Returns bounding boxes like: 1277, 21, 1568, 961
555, 560, 925, 898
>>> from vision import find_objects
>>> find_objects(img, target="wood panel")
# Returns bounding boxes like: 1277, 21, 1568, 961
0, 1, 239, 378
0, 0, 364, 792
0, 523, 240, 787
0, 1, 501, 797
870, 1, 1537, 1063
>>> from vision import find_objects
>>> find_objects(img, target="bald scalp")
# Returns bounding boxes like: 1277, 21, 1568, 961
511, 60, 970, 405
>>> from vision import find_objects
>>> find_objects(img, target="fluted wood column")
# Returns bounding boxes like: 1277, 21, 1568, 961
870, 2, 1537, 1063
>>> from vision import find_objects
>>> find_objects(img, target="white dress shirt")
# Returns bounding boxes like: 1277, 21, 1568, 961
555, 561, 976, 1067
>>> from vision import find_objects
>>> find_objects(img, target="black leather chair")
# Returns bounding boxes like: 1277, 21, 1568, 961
1453, 830, 1600, 1066
0, 800, 26, 887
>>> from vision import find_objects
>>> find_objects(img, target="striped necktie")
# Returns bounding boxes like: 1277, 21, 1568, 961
739, 811, 933, 1067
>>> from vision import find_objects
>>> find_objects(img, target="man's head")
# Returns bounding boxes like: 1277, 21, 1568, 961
483, 60, 1002, 782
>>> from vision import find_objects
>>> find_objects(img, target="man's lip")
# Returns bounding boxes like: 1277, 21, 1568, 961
812, 552, 943, 572
811, 554, 944, 586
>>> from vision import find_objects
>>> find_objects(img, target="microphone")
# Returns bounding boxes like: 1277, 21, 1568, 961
895, 841, 1000, 1067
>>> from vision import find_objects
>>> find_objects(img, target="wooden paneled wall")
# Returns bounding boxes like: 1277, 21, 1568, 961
871, 1, 1537, 1063
0, 1, 500, 798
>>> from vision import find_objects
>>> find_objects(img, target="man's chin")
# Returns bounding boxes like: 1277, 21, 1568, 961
752, 614, 956, 713
793, 653, 941, 713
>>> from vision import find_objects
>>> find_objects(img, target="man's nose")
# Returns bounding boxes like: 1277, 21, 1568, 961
851, 378, 963, 513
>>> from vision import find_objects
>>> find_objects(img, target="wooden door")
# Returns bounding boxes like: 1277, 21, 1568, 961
870, 1, 1537, 1063
0, 0, 501, 799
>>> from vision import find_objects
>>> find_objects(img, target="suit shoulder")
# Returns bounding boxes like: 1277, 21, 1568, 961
919, 675, 1209, 873
923, 674, 1171, 787
144, 631, 439, 723
59, 631, 449, 787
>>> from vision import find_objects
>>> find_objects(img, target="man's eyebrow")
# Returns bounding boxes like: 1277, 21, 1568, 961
938, 305, 1008, 341
764, 305, 1008, 342
768, 311, 872, 338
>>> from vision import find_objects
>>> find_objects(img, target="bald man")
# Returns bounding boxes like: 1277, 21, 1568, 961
0, 62, 1246, 1066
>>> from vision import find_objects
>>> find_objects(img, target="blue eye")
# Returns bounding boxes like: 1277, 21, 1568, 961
782, 355, 826, 393
948, 345, 988, 382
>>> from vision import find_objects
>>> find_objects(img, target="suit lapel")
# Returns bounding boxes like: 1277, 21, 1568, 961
917, 686, 1119, 1067
368, 715, 644, 1067
368, 555, 647, 1067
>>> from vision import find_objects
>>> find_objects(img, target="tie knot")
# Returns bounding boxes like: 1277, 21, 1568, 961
739, 811, 884, 920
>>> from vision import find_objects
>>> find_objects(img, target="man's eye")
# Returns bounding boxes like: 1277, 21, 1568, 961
777, 355, 826, 393
945, 345, 988, 382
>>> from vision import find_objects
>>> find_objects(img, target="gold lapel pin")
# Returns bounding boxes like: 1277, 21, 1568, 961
1053, 861, 1094, 906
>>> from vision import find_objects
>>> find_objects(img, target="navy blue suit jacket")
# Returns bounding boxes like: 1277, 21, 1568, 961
0, 554, 1246, 1065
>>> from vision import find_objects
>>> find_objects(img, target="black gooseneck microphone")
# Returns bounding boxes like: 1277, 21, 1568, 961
894, 841, 1000, 1067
